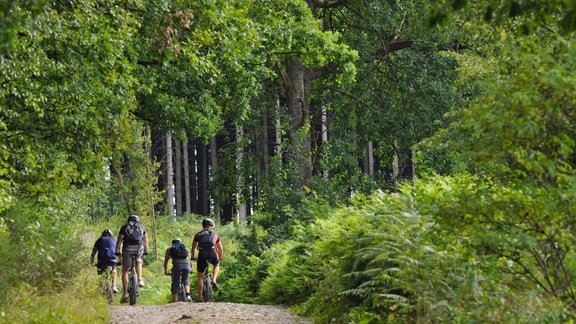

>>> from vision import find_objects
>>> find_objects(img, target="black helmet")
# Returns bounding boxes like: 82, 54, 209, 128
172, 238, 182, 245
128, 215, 140, 223
102, 229, 112, 236
202, 218, 215, 228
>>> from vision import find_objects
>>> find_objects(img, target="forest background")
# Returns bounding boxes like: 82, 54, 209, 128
1, 0, 575, 322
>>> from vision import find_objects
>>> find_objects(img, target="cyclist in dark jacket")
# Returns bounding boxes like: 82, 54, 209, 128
91, 229, 118, 293
191, 218, 223, 302
115, 215, 149, 303
164, 238, 193, 302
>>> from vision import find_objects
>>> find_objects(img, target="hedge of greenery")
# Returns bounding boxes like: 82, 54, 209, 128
223, 179, 572, 322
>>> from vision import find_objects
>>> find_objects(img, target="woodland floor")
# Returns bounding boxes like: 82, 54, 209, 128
109, 302, 312, 324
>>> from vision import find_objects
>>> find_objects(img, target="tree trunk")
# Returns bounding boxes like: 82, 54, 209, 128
285, 59, 312, 185
364, 141, 374, 176
144, 127, 159, 261
321, 104, 328, 178
210, 136, 219, 222
197, 141, 209, 215
175, 137, 182, 216
275, 98, 282, 159
236, 125, 247, 224
166, 133, 175, 217
183, 135, 191, 215
392, 139, 399, 189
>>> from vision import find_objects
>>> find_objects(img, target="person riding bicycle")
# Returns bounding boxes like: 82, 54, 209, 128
91, 229, 118, 293
115, 215, 149, 303
191, 218, 223, 302
163, 238, 193, 302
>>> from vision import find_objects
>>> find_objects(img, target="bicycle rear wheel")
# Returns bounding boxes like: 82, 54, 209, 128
129, 268, 138, 305
202, 273, 213, 302
104, 273, 113, 304
178, 281, 186, 302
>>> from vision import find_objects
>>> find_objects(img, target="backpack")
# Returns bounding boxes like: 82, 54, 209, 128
197, 230, 215, 250
124, 221, 144, 243
171, 242, 189, 259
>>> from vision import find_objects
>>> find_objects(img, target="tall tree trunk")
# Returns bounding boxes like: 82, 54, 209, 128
261, 107, 269, 177
236, 125, 247, 224
275, 98, 282, 159
285, 59, 312, 185
166, 133, 175, 217
364, 141, 374, 176
110, 157, 133, 216
197, 141, 209, 215
210, 136, 219, 222
183, 135, 191, 215
321, 104, 328, 178
175, 137, 182, 216
190, 140, 198, 214
144, 127, 158, 261
392, 139, 399, 189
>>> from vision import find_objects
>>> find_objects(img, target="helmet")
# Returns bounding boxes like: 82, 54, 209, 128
172, 238, 182, 245
102, 229, 112, 236
128, 215, 140, 223
202, 218, 215, 228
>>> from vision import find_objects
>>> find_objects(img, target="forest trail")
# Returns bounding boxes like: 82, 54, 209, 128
109, 302, 312, 324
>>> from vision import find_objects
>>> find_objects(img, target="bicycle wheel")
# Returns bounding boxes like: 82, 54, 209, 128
178, 281, 186, 302
129, 268, 138, 305
202, 273, 213, 302
103, 272, 113, 304
99, 271, 113, 304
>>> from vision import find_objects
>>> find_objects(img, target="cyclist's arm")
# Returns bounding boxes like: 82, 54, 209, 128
90, 247, 97, 264
163, 248, 171, 274
216, 241, 223, 261
190, 239, 198, 260
143, 232, 149, 255
115, 233, 123, 255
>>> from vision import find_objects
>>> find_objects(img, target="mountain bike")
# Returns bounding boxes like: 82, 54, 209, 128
165, 270, 187, 302
97, 265, 114, 304
127, 252, 139, 306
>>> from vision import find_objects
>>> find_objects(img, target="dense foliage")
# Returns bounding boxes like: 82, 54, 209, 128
1, 0, 575, 322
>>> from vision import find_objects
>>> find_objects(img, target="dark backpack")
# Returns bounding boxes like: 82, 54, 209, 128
197, 230, 215, 250
124, 221, 144, 243
171, 242, 189, 259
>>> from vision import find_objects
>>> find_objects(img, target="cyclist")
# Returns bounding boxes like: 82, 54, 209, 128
115, 215, 149, 303
191, 218, 223, 302
163, 238, 193, 302
91, 229, 118, 293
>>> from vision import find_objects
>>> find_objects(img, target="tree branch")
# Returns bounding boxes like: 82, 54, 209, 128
374, 39, 414, 57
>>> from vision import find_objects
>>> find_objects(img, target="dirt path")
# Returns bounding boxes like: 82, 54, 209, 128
109, 302, 312, 324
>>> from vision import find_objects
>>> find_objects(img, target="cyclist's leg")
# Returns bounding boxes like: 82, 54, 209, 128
136, 245, 144, 286
208, 250, 220, 290
109, 262, 119, 292
171, 266, 180, 302
182, 264, 192, 301
182, 265, 191, 295
196, 255, 208, 301
121, 247, 137, 300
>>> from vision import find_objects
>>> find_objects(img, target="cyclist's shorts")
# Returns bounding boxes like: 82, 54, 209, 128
196, 248, 219, 273
97, 259, 117, 274
171, 263, 192, 294
122, 245, 143, 270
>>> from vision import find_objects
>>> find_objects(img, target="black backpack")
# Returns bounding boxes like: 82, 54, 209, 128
124, 221, 144, 243
197, 230, 215, 250
171, 242, 189, 259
